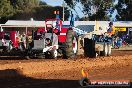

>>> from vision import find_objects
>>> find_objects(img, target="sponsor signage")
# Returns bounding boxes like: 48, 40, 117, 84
115, 27, 126, 31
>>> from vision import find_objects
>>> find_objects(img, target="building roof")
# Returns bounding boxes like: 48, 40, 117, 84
0, 20, 45, 27
1, 20, 132, 27
0, 20, 132, 31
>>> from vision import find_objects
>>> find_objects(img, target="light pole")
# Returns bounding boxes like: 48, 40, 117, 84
62, 1, 65, 21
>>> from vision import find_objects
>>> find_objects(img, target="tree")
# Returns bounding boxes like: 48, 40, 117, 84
0, 0, 14, 23
0, 0, 13, 17
64, 0, 114, 20
33, 5, 70, 21
10, 0, 41, 20
115, 0, 132, 21
11, 5, 70, 21
10, 0, 40, 13
0, 0, 70, 23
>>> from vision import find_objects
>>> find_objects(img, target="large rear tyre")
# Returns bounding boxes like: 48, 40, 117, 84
63, 30, 78, 59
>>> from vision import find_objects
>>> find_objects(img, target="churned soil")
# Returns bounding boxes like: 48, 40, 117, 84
0, 50, 132, 88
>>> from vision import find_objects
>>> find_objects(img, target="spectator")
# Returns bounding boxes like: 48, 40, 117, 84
107, 22, 116, 36
117, 37, 122, 48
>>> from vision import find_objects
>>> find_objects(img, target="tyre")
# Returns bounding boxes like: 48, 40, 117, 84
25, 56, 30, 60
101, 43, 108, 56
107, 44, 112, 56
22, 49, 33, 60
63, 29, 78, 58
84, 38, 96, 58
51, 50, 57, 59
37, 53, 45, 59
45, 50, 57, 59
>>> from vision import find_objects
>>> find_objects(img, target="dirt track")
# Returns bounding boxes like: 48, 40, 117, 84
0, 50, 132, 88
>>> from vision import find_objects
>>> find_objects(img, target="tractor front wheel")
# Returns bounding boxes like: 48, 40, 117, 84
45, 50, 57, 59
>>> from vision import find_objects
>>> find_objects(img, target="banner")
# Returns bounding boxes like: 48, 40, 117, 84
115, 27, 126, 31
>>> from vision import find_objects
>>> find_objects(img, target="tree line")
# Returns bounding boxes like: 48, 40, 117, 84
64, 0, 132, 21
0, 0, 70, 23
0, 0, 131, 23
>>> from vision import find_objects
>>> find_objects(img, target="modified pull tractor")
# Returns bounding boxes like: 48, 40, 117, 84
0, 11, 78, 59
28, 13, 78, 59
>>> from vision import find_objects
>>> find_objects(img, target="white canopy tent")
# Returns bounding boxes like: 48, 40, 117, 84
0, 20, 45, 34
0, 20, 132, 34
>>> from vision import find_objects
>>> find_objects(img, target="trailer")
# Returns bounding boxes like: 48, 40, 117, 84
28, 18, 78, 59
80, 33, 112, 58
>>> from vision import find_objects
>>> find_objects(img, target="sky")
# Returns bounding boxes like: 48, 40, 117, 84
42, 0, 63, 6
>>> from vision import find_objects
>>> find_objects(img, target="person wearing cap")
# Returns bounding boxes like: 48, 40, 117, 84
107, 22, 116, 36
21, 32, 26, 48
107, 22, 116, 48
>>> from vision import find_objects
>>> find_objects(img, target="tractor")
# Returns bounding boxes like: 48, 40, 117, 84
0, 11, 78, 59
28, 11, 78, 59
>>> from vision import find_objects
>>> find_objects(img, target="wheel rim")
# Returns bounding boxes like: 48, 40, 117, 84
73, 37, 78, 54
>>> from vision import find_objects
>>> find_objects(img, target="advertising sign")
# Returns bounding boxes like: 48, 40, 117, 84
115, 27, 126, 31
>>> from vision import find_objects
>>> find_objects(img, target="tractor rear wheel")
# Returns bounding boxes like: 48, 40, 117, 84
63, 30, 78, 59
